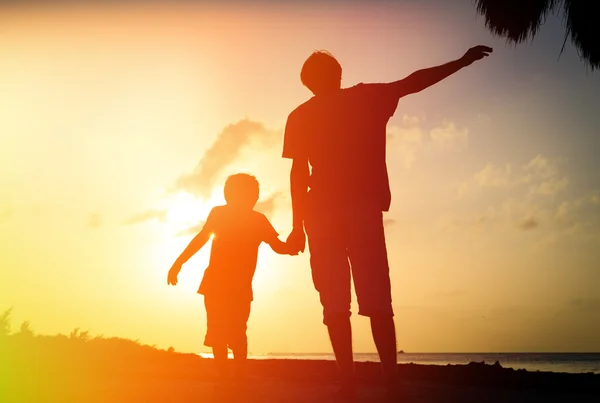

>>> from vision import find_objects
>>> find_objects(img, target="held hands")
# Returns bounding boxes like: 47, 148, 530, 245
286, 227, 306, 255
167, 264, 181, 286
461, 45, 493, 67
284, 242, 300, 256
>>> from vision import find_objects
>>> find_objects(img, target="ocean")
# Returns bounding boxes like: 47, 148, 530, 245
197, 352, 600, 374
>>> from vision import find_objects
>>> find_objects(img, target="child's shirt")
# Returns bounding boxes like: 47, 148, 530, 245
198, 204, 279, 301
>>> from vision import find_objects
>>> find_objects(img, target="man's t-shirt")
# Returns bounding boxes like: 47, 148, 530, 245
198, 205, 279, 301
282, 83, 400, 212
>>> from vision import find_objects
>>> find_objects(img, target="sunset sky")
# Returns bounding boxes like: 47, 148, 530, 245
1, 0, 599, 354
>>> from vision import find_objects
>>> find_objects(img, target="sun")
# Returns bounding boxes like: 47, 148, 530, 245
165, 190, 224, 234
157, 189, 225, 295
157, 186, 288, 298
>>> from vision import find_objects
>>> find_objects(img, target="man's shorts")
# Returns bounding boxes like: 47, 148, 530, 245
203, 294, 251, 351
304, 194, 394, 325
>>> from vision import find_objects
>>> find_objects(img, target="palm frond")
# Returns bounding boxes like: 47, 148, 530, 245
474, 0, 561, 43
563, 0, 599, 69
475, 0, 599, 70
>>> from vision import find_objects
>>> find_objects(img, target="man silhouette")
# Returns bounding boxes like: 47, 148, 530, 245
283, 45, 492, 398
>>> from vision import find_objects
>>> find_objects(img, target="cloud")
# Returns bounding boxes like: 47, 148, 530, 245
387, 115, 469, 169
524, 155, 569, 196
174, 119, 280, 198
87, 213, 102, 229
175, 192, 285, 237
445, 197, 547, 235
128, 119, 282, 233
176, 221, 205, 237
430, 119, 469, 148
473, 163, 513, 189
438, 204, 503, 234
518, 216, 539, 230
553, 191, 600, 234
383, 218, 397, 227
255, 192, 284, 219
463, 155, 569, 197
387, 115, 424, 169
452, 155, 600, 240
123, 209, 168, 225
537, 177, 569, 196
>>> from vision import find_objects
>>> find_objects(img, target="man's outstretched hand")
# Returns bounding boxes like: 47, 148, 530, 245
461, 45, 493, 67
286, 227, 306, 254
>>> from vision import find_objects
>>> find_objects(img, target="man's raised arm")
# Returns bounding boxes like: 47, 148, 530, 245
391, 45, 492, 98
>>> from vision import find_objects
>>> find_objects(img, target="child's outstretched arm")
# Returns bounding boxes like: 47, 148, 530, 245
167, 227, 212, 285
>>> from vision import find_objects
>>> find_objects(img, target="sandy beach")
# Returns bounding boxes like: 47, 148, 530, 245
2, 335, 599, 403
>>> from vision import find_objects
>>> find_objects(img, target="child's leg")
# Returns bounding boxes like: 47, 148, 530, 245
205, 295, 229, 379
231, 301, 251, 381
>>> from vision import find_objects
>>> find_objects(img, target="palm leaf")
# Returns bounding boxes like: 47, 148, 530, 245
474, 0, 599, 70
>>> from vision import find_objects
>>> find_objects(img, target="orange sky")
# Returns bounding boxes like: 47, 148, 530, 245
1, 1, 599, 354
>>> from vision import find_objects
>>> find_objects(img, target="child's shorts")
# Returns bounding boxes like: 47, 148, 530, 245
203, 295, 251, 351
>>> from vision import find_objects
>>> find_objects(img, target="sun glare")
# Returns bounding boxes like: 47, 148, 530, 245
157, 188, 223, 265
165, 190, 224, 233
252, 245, 286, 294
159, 187, 285, 296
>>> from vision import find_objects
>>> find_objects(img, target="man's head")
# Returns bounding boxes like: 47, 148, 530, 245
224, 173, 260, 210
301, 50, 342, 96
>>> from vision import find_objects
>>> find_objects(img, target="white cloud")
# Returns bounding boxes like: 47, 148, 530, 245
387, 115, 424, 169
461, 155, 569, 197
123, 209, 168, 225
388, 115, 469, 169
452, 155, 599, 242
174, 119, 280, 198
553, 192, 600, 234
430, 119, 469, 148
474, 163, 513, 188
176, 221, 205, 237
536, 177, 569, 196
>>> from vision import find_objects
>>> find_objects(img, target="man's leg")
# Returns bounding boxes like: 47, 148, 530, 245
231, 343, 248, 362
232, 345, 248, 386
304, 203, 354, 394
327, 314, 355, 393
370, 315, 397, 386
347, 206, 397, 387
231, 341, 248, 379
212, 344, 228, 379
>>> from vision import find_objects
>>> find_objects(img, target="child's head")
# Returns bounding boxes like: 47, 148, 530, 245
224, 173, 260, 210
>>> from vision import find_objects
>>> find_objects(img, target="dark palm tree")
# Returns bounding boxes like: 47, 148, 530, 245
474, 0, 598, 71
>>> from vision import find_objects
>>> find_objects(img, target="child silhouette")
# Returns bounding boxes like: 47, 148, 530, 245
167, 173, 296, 381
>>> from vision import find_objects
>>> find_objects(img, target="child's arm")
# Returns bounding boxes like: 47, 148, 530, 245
175, 227, 212, 265
264, 233, 298, 256
167, 211, 215, 286
259, 214, 298, 256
